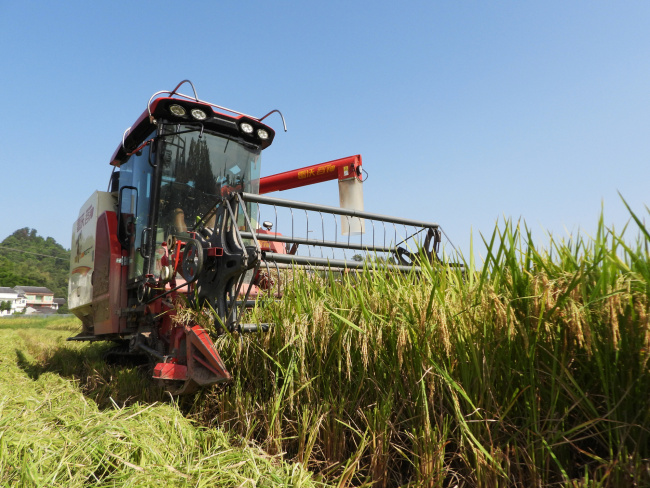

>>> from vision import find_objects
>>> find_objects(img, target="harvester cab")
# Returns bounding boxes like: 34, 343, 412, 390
68, 80, 446, 394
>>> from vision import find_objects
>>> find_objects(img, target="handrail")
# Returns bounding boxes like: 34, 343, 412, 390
145, 79, 286, 128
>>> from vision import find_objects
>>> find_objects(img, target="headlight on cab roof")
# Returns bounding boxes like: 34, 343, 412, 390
240, 122, 254, 134
169, 104, 186, 116
191, 108, 207, 121
257, 129, 269, 140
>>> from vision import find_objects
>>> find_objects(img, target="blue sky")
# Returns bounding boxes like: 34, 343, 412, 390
1, 1, 648, 258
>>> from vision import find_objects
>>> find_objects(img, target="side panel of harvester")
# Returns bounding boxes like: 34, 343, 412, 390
69, 191, 127, 336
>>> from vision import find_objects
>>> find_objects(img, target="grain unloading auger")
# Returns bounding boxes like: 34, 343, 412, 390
68, 80, 451, 394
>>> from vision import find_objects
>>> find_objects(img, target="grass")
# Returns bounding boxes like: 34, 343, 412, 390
2, 203, 649, 486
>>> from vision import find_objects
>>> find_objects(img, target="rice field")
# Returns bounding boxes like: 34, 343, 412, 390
2, 204, 649, 487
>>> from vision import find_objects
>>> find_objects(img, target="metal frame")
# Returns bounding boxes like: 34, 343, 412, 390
242, 192, 440, 229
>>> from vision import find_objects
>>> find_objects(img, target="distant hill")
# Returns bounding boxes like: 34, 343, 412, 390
0, 228, 70, 308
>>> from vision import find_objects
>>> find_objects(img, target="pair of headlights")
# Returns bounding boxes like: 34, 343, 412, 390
169, 103, 207, 121
168, 104, 269, 140
239, 122, 269, 140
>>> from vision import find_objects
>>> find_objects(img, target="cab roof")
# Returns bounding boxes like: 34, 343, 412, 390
110, 96, 276, 166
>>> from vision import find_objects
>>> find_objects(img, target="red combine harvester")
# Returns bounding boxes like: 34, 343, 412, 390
68, 80, 445, 394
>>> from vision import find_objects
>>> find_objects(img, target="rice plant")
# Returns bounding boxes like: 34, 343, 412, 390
191, 204, 650, 487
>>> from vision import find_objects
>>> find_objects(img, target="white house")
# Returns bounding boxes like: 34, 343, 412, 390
0, 286, 65, 316
0, 287, 27, 315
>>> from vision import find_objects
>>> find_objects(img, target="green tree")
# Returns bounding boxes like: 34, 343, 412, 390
0, 228, 70, 305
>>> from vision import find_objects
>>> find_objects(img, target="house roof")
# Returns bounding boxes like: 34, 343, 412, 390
53, 298, 66, 305
0, 287, 18, 295
13, 286, 54, 295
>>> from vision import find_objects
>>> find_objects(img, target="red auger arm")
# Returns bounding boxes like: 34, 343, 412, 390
259, 155, 362, 194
